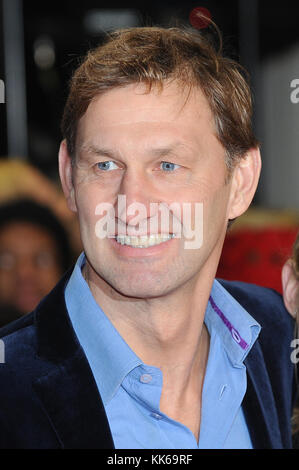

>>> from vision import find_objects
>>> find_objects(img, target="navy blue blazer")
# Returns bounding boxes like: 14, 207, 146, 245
0, 271, 296, 449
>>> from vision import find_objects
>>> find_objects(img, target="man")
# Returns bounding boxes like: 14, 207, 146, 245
0, 26, 295, 449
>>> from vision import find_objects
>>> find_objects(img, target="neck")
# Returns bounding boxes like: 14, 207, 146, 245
83, 260, 214, 378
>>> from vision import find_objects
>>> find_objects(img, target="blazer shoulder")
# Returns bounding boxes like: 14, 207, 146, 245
0, 310, 35, 339
0, 310, 38, 378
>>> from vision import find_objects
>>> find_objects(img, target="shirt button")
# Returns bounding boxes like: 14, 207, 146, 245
151, 412, 163, 420
140, 373, 153, 384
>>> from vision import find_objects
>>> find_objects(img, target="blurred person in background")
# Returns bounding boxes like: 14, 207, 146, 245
282, 231, 299, 448
282, 232, 299, 323
0, 158, 82, 255
0, 198, 73, 325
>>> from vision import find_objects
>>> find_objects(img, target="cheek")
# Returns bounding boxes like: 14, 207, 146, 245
175, 177, 227, 217
78, 209, 98, 242
175, 179, 229, 245
75, 189, 112, 250
75, 185, 100, 225
202, 186, 232, 241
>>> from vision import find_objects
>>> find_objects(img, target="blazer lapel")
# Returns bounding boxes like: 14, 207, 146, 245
243, 340, 282, 449
33, 350, 114, 449
32, 271, 114, 449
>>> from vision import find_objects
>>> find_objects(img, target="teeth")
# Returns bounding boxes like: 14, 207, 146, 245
115, 234, 174, 248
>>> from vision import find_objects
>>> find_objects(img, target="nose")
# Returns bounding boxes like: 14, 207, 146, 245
116, 167, 158, 230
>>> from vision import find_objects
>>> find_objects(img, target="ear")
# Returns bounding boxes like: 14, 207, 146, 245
282, 260, 299, 318
58, 139, 77, 213
227, 147, 262, 220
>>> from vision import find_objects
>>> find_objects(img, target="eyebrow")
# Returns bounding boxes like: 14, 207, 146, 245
80, 144, 116, 159
80, 142, 190, 159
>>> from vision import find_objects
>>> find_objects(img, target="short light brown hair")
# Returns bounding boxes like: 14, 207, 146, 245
61, 25, 259, 168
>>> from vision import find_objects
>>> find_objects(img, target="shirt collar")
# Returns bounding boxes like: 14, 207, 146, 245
65, 254, 261, 405
65, 253, 142, 406
205, 280, 261, 367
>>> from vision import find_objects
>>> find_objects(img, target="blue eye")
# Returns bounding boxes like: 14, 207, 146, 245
97, 161, 118, 171
160, 161, 180, 171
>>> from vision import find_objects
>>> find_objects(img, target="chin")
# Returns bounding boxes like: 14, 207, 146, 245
101, 270, 175, 299
111, 280, 168, 299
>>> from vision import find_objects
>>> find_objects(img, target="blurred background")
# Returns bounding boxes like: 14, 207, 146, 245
0, 0, 299, 323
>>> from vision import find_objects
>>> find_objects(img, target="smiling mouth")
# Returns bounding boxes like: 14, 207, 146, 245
115, 234, 175, 248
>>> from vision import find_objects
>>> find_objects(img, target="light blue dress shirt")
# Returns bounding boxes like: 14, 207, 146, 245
65, 253, 261, 449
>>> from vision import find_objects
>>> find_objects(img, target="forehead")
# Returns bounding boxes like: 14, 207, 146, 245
76, 81, 215, 143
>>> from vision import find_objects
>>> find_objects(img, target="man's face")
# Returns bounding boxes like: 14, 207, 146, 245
66, 81, 241, 298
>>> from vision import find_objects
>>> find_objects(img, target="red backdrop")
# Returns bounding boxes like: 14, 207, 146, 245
217, 225, 299, 294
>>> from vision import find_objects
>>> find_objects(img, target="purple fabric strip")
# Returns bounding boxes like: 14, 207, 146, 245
209, 295, 249, 350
